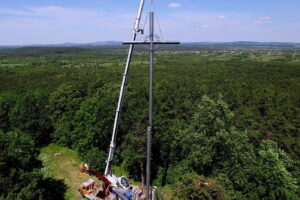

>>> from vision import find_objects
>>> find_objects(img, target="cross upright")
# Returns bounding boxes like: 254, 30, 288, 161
123, 11, 180, 200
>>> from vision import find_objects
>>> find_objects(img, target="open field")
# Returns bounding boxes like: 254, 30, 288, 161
39, 144, 90, 200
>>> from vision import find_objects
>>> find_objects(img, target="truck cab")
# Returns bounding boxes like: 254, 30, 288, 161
106, 174, 130, 190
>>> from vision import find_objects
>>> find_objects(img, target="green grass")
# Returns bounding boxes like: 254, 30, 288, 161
38, 144, 91, 200
38, 144, 142, 199
156, 185, 176, 200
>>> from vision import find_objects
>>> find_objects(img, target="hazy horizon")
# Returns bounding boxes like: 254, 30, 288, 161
2, 40, 300, 47
1, 0, 300, 45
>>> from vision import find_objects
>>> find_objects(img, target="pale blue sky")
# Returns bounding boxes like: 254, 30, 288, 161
0, 0, 300, 45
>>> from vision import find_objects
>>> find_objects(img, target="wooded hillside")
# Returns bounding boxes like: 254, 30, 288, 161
0, 47, 299, 199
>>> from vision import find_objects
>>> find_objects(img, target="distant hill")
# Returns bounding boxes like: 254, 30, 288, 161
1, 41, 300, 48
182, 41, 300, 47
56, 41, 123, 47
0, 41, 123, 48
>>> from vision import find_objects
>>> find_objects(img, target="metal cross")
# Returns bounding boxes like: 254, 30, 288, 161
123, 11, 180, 200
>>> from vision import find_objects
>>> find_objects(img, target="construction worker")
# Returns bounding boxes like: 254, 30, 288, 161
124, 186, 133, 200
87, 163, 92, 175
83, 163, 87, 173
80, 161, 85, 172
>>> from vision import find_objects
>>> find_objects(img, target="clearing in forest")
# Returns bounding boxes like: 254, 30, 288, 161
39, 144, 95, 200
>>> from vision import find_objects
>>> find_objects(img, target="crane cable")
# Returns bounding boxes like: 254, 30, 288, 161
137, 0, 164, 43
141, 12, 149, 40
145, 0, 164, 41
155, 12, 164, 41
138, 0, 164, 41
151, 0, 164, 41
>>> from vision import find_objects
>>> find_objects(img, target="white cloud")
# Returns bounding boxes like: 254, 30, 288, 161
0, 6, 138, 45
168, 3, 182, 8
261, 16, 271, 20
0, 6, 101, 25
0, 18, 46, 29
218, 15, 226, 19
0, 8, 33, 16
254, 20, 266, 24
254, 16, 271, 24
1, 6, 299, 44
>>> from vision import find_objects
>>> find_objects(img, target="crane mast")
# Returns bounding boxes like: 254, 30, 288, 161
105, 1, 179, 199
104, 0, 146, 177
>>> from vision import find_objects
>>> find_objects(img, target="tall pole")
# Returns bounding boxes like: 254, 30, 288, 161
146, 11, 154, 200
122, 6, 179, 199
105, 0, 146, 177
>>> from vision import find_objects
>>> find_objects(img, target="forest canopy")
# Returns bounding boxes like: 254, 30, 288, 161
0, 46, 299, 199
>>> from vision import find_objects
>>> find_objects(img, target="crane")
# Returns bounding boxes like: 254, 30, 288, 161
104, 0, 180, 199
104, 0, 146, 178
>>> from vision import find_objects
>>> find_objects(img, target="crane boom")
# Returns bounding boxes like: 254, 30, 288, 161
104, 0, 146, 177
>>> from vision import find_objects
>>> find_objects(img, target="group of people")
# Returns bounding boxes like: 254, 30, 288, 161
79, 161, 134, 200
80, 161, 91, 175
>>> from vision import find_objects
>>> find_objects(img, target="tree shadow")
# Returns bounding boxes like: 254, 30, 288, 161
40, 178, 68, 200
